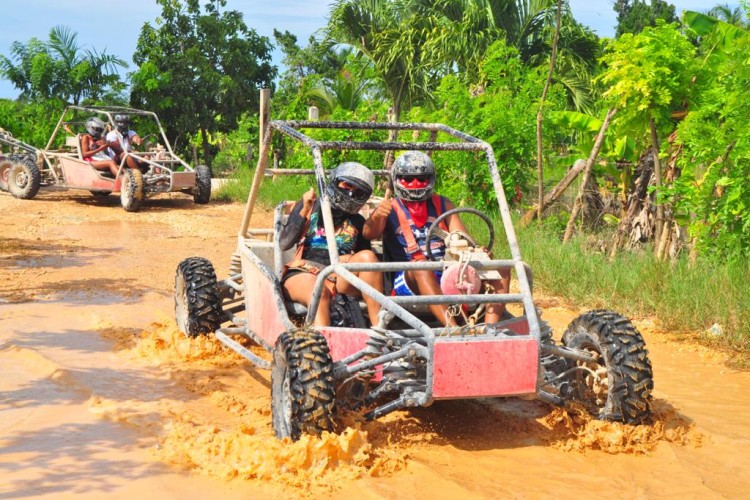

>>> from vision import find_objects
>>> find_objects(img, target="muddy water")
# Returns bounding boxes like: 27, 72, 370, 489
1, 190, 749, 498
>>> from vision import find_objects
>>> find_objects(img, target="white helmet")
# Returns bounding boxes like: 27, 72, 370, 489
85, 117, 106, 139
391, 151, 436, 202
325, 162, 374, 214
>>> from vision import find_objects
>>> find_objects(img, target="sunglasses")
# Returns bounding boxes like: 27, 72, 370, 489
399, 175, 429, 183
339, 181, 369, 200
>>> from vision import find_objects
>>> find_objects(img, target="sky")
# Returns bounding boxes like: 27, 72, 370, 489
0, 0, 729, 100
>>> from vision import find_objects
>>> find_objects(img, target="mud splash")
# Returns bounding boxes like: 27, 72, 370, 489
90, 319, 704, 491
543, 401, 703, 454
94, 320, 407, 490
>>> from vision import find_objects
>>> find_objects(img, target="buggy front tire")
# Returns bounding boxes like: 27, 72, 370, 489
120, 168, 144, 212
193, 165, 211, 204
174, 257, 222, 337
272, 329, 336, 440
561, 310, 653, 424
7, 159, 41, 200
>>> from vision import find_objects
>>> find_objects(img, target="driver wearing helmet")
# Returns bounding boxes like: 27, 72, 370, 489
279, 162, 384, 327
363, 151, 509, 327
81, 117, 119, 177
106, 114, 144, 169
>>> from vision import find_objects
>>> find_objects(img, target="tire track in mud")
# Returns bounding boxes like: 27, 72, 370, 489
91, 319, 703, 493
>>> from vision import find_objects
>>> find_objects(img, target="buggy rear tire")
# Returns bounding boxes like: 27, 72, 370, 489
174, 257, 222, 337
272, 329, 336, 440
6, 159, 41, 200
120, 168, 144, 212
193, 165, 211, 204
561, 310, 653, 424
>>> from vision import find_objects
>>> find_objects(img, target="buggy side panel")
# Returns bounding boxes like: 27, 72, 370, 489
432, 336, 538, 398
58, 157, 118, 191
241, 245, 293, 347
319, 327, 373, 362
170, 171, 196, 189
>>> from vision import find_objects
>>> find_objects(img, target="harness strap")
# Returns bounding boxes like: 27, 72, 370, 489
391, 195, 447, 262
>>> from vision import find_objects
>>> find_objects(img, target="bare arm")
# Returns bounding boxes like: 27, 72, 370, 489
363, 192, 392, 240
278, 189, 316, 251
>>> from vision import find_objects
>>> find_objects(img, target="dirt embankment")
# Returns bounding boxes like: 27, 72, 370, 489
1, 190, 749, 499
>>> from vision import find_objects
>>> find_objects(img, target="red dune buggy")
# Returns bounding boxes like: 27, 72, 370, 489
174, 120, 654, 440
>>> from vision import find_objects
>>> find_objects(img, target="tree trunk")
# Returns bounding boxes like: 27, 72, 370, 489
535, 0, 563, 220
200, 127, 211, 167
609, 148, 656, 259
520, 159, 586, 226
384, 105, 399, 170
563, 108, 616, 243
649, 116, 663, 254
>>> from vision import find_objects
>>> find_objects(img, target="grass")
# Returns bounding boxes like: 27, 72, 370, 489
516, 221, 750, 363
216, 166, 750, 362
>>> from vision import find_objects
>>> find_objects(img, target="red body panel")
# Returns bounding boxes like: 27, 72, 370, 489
243, 254, 287, 347
319, 327, 372, 362
59, 157, 118, 191
171, 171, 196, 189
432, 337, 538, 398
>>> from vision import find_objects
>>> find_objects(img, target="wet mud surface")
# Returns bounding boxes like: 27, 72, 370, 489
1, 189, 749, 498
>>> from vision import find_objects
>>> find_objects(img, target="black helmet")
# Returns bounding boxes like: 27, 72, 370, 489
85, 117, 106, 139
391, 151, 436, 202
325, 162, 374, 214
113, 114, 130, 134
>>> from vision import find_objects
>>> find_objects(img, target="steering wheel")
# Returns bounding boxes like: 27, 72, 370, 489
425, 207, 495, 261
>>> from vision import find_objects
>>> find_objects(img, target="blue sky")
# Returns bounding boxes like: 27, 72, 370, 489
0, 0, 728, 99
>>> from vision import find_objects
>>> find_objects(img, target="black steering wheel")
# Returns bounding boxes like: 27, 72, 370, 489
425, 207, 495, 261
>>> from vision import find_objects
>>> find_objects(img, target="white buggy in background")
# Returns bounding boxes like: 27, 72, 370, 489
0, 105, 212, 212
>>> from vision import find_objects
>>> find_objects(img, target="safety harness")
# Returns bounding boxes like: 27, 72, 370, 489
391, 194, 448, 261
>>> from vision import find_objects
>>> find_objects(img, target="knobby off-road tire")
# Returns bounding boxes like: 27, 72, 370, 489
561, 309, 653, 424
193, 164, 211, 204
120, 168, 145, 212
174, 257, 222, 337
6, 159, 41, 199
272, 329, 336, 440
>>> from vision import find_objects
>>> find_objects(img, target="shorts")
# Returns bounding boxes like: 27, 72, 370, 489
391, 270, 442, 296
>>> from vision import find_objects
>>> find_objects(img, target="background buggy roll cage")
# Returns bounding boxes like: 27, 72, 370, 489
238, 119, 542, 342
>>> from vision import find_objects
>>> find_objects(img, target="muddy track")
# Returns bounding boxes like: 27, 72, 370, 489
1, 190, 748, 498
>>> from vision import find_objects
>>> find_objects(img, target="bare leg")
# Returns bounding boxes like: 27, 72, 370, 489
484, 268, 511, 323
336, 250, 384, 325
405, 269, 458, 327
91, 159, 119, 177
283, 272, 332, 326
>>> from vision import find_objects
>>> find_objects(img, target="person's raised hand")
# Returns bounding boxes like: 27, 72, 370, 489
302, 187, 316, 210
373, 188, 393, 220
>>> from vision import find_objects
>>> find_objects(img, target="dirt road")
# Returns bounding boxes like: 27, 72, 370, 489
1, 189, 749, 499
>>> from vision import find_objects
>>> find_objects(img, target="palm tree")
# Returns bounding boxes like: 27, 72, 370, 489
0, 25, 126, 104
708, 3, 748, 27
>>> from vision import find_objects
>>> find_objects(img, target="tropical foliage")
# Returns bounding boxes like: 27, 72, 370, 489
0, 26, 127, 105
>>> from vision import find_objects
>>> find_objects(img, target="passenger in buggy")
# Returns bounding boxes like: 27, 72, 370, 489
279, 162, 385, 327
106, 114, 147, 170
80, 117, 119, 177
364, 150, 510, 327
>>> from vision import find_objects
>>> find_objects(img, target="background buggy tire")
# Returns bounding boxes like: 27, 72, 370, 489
7, 159, 41, 199
193, 164, 211, 204
272, 329, 336, 440
120, 168, 144, 212
561, 309, 653, 424
174, 257, 222, 337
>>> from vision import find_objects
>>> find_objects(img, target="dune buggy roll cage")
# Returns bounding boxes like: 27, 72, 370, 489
230, 120, 546, 398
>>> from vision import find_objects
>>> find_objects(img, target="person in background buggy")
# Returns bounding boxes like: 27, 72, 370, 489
279, 162, 384, 327
364, 151, 510, 327
106, 114, 145, 170
80, 117, 119, 177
